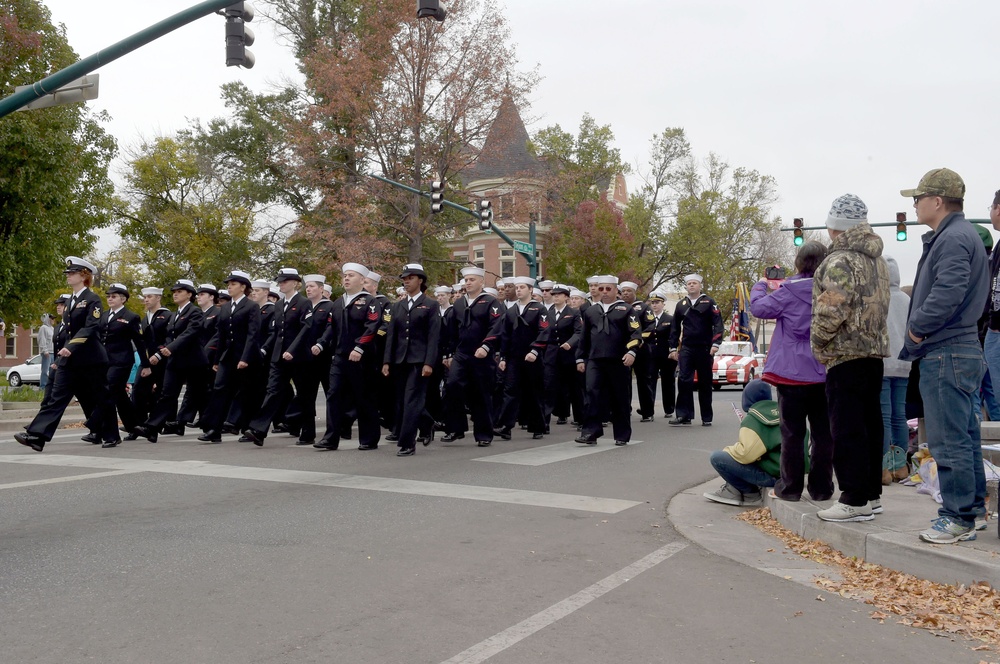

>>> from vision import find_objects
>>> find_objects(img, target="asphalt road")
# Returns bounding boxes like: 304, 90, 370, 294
0, 394, 985, 663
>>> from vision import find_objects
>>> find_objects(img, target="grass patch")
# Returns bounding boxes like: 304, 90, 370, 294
1, 385, 44, 402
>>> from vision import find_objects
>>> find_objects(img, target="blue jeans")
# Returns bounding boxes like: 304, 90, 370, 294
39, 352, 52, 390
710, 449, 776, 495
880, 376, 908, 455
918, 343, 987, 527
983, 331, 1000, 419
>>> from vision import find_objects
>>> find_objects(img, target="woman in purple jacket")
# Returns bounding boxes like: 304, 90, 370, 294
750, 242, 834, 501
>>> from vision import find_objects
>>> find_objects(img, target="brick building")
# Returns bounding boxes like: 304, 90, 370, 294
1, 324, 39, 368
446, 96, 627, 284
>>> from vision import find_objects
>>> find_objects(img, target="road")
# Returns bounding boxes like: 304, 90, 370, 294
0, 395, 984, 663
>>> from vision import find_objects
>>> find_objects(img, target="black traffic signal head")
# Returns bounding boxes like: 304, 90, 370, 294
896, 212, 907, 241
417, 0, 447, 21
430, 180, 445, 214
478, 200, 493, 231
225, 2, 255, 69
793, 217, 804, 246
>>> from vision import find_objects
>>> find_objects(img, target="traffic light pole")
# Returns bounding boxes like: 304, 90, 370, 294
0, 0, 238, 119
368, 173, 538, 278
782, 219, 991, 231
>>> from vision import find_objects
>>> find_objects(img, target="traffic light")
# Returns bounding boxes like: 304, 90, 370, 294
478, 200, 493, 231
896, 212, 907, 241
417, 0, 447, 21
793, 218, 804, 246
225, 2, 255, 69
430, 180, 445, 214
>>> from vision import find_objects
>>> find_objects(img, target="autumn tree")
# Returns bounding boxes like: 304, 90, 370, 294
0, 0, 116, 324
545, 195, 638, 287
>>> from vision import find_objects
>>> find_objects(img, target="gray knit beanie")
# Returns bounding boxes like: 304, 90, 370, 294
826, 193, 868, 231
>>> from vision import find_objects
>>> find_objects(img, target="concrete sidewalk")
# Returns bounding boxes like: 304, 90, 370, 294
670, 477, 1000, 589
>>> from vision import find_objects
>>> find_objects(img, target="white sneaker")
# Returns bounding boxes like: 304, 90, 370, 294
869, 499, 883, 514
817, 502, 874, 522
703, 483, 743, 506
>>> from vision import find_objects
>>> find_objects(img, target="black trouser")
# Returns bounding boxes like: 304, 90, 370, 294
106, 364, 138, 432
147, 364, 205, 430
546, 359, 583, 424
826, 358, 884, 507
498, 356, 545, 434
581, 358, 632, 442
632, 349, 656, 418
444, 354, 496, 442
773, 383, 835, 501
131, 364, 164, 423
288, 360, 325, 442
202, 362, 254, 433
29, 362, 116, 442
248, 361, 298, 436
425, 363, 446, 425
676, 344, 714, 422
391, 362, 433, 450
650, 355, 677, 416
321, 355, 381, 447
177, 366, 213, 425
229, 360, 268, 430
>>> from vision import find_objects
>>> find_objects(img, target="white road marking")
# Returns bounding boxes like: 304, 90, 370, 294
475, 440, 643, 466
0, 469, 137, 490
439, 541, 688, 664
0, 455, 641, 514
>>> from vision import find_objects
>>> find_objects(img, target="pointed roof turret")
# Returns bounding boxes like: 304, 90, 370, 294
464, 94, 544, 183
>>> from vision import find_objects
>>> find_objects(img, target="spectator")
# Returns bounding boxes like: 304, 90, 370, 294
899, 169, 988, 544
750, 241, 834, 502
37, 314, 54, 390
881, 256, 911, 456
977, 214, 1000, 420
703, 379, 788, 506
0, 315, 5, 358
811, 193, 890, 523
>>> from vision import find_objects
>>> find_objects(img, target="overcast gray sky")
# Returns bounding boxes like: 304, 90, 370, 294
39, 0, 1000, 285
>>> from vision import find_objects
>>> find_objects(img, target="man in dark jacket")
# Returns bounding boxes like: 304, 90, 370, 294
100, 283, 147, 440
647, 291, 677, 418
496, 276, 548, 440
900, 169, 989, 544
538, 284, 582, 428
128, 286, 171, 435
668, 274, 724, 426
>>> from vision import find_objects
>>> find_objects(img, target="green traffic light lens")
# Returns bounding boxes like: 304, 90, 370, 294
896, 231, 907, 241
793, 237, 804, 246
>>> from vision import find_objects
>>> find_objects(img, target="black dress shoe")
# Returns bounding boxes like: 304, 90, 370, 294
640, 416, 654, 423
397, 448, 415, 456
556, 418, 568, 425
124, 432, 140, 441
532, 433, 544, 440
433, 421, 446, 432
519, 424, 528, 430
664, 411, 674, 417
296, 438, 315, 446
81, 432, 99, 444
133, 425, 157, 442
221, 422, 239, 435
14, 432, 44, 452
241, 429, 265, 446
101, 439, 121, 448
162, 422, 184, 436
615, 440, 628, 446
417, 433, 433, 446
313, 441, 338, 450
575, 436, 598, 445
668, 418, 692, 426
494, 428, 512, 440
476, 440, 491, 447
198, 430, 222, 442
188, 419, 201, 429
702, 421, 712, 427
386, 433, 399, 442
271, 423, 289, 433
358, 444, 378, 451
340, 429, 353, 440
441, 432, 465, 442
238, 435, 253, 443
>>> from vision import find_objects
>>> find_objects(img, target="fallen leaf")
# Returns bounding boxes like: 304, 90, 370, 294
816, 595, 825, 602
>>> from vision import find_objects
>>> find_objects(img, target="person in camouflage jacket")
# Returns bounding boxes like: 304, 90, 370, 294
810, 194, 890, 524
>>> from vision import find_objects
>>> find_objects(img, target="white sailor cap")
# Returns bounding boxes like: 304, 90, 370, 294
63, 256, 97, 274
400, 263, 426, 279
597, 275, 619, 285
586, 275, 600, 285
532, 287, 542, 296
224, 270, 252, 286
484, 287, 499, 296
452, 283, 464, 292
276, 267, 302, 282
620, 281, 639, 290
510, 276, 535, 286
460, 266, 485, 278
342, 262, 370, 278
496, 279, 506, 287
251, 279, 272, 289
106, 283, 129, 297
569, 289, 587, 299
367, 271, 382, 284
396, 286, 406, 295
269, 283, 281, 297
538, 280, 555, 289
684, 273, 704, 284
434, 285, 453, 295
322, 283, 333, 295
196, 283, 217, 295
303, 274, 326, 285
141, 287, 163, 296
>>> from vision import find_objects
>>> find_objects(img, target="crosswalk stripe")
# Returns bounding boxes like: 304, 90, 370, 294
475, 440, 643, 466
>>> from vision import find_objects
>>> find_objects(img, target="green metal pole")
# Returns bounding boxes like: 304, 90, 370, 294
528, 221, 537, 279
0, 0, 236, 119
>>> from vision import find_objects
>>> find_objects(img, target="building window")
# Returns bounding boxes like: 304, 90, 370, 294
5, 331, 15, 357
474, 249, 485, 270
535, 250, 542, 275
500, 248, 514, 279
31, 329, 39, 356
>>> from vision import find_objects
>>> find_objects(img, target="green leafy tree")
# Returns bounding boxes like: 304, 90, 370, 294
0, 0, 116, 324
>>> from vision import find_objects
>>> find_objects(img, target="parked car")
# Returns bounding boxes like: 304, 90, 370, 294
6, 354, 43, 387
703, 340, 760, 390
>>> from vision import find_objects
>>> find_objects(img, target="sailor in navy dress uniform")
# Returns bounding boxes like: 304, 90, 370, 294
425, 285, 453, 429
134, 279, 206, 441
129, 287, 171, 435
495, 276, 548, 440
382, 264, 441, 456
647, 290, 677, 417
242, 268, 311, 445
39, 294, 70, 409
101, 283, 148, 438
16, 257, 118, 451
177, 284, 220, 428
365, 271, 396, 433
312, 263, 382, 451
538, 284, 583, 427
619, 281, 657, 422
198, 271, 262, 443
574, 275, 644, 447
668, 273, 724, 426
233, 278, 276, 434
440, 266, 505, 447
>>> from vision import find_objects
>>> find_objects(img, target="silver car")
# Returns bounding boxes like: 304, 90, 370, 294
6, 354, 43, 387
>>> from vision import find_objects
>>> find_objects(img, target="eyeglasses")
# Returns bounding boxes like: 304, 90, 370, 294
541, 288, 552, 292
597, 286, 615, 292
913, 194, 936, 204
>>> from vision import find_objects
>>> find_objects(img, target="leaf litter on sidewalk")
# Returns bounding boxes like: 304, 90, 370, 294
736, 507, 1000, 656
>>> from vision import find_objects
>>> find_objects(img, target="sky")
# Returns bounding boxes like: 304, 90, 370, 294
37, 0, 1000, 286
